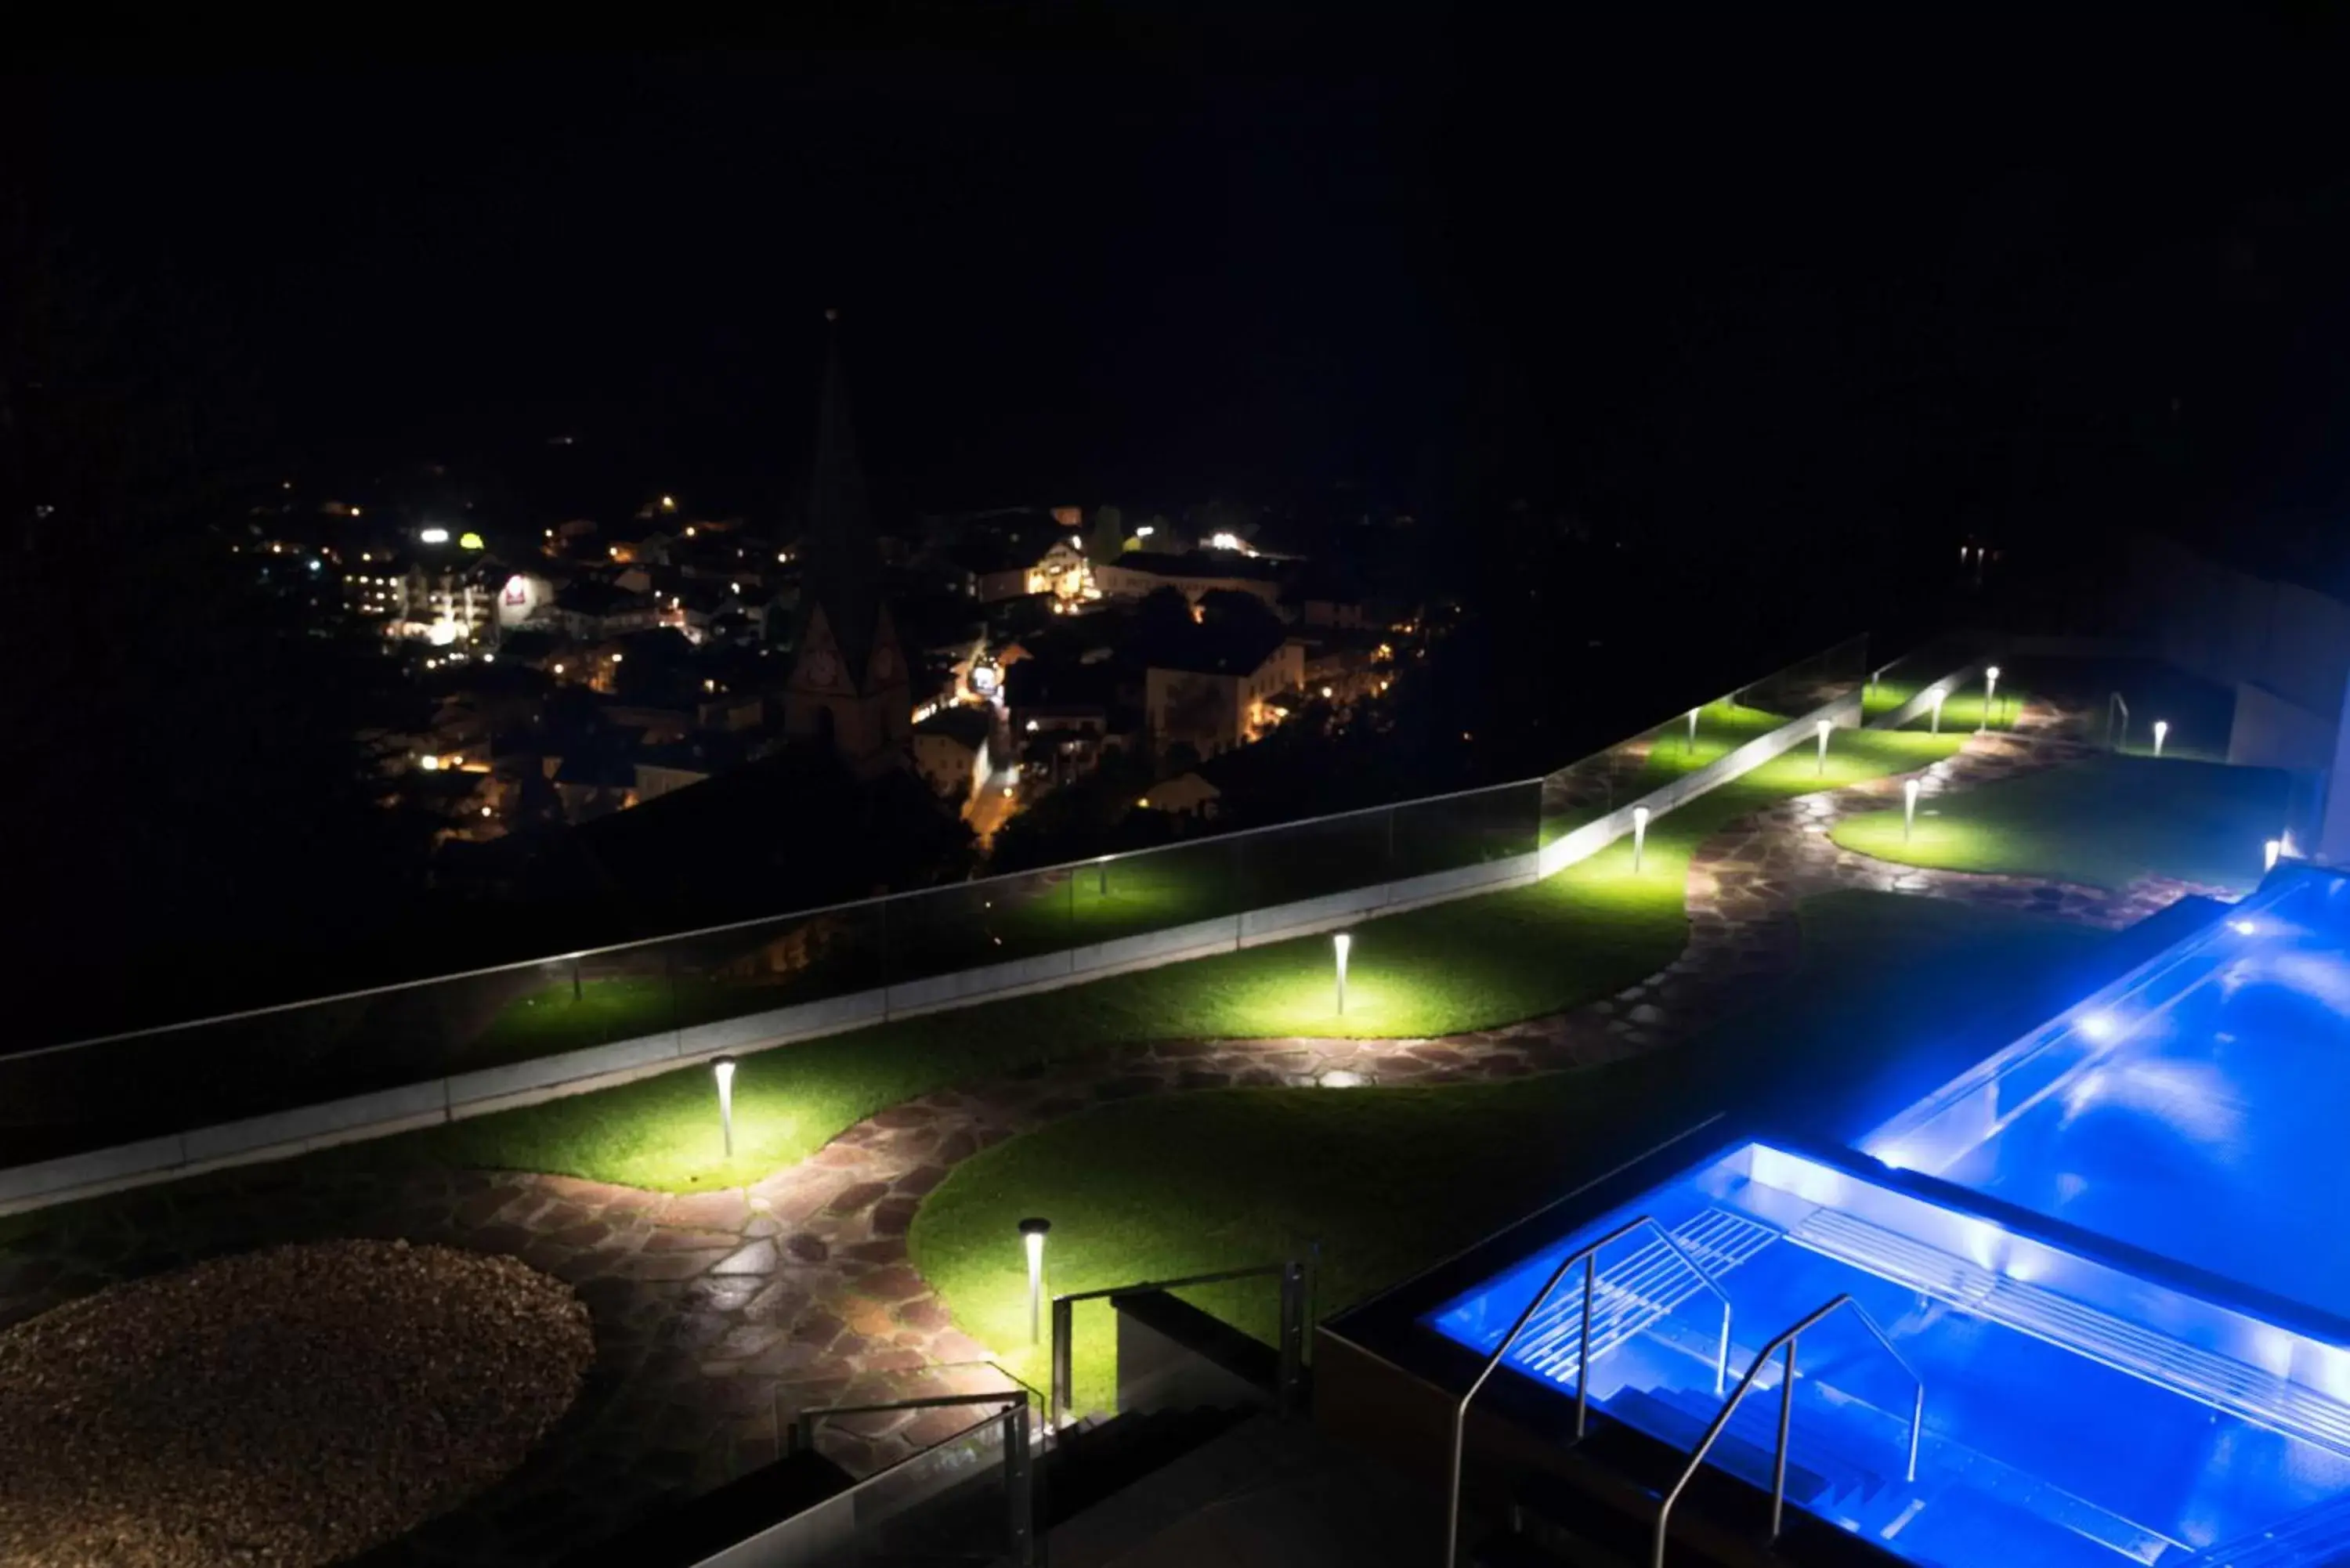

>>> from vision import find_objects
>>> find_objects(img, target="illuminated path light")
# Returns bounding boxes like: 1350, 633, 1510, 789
2153, 720, 2169, 759
1018, 1218, 1051, 1345
1928, 687, 1947, 735
1333, 931, 1353, 1015
711, 1055, 738, 1159
1815, 718, 1831, 776
1979, 666, 2001, 734
1904, 778, 1921, 843
1097, 855, 1111, 897
2267, 840, 2283, 873
1687, 706, 1700, 757
1632, 805, 1650, 874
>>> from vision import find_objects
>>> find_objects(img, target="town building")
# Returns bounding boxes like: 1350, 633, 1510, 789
913, 706, 996, 807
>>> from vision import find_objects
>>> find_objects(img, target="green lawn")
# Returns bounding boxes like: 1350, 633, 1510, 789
382, 727, 1962, 1191
1832, 753, 2290, 893
910, 889, 2110, 1411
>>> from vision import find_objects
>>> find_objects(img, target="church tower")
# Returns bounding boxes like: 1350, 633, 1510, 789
783, 313, 912, 775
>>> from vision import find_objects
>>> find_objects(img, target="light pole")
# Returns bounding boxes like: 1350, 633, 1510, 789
1631, 805, 1650, 874
2153, 720, 2169, 759
1815, 718, 1831, 777
1928, 687, 1947, 735
1904, 778, 1920, 843
1687, 706, 1699, 757
1979, 666, 2001, 734
712, 1055, 738, 1160
1018, 1218, 1051, 1345
1333, 931, 1352, 1015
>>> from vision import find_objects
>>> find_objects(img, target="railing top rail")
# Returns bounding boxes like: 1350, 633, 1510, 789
795, 1390, 1027, 1425
1053, 1259, 1291, 1307
13, 633, 1874, 1064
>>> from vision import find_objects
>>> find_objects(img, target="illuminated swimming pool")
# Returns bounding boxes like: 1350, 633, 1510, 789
1426, 872, 2350, 1565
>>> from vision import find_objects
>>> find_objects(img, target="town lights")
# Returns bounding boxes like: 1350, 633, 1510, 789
1018, 1218, 1052, 1344
1904, 778, 1921, 843
712, 1056, 738, 1158
1333, 931, 1353, 1015
418, 527, 449, 544
1632, 805, 1651, 874
2153, 720, 2169, 759
1816, 718, 1831, 776
1928, 687, 1947, 735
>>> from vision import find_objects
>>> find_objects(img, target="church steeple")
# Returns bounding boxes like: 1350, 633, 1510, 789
784, 312, 911, 773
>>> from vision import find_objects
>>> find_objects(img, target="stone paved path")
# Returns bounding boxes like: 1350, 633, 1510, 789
0, 703, 2230, 1567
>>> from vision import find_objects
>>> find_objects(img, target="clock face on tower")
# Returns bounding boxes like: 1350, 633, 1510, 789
871, 645, 898, 681
804, 649, 840, 687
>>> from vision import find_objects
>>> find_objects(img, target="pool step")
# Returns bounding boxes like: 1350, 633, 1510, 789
2186, 1487, 2350, 1566
1786, 1206, 2350, 1458
1512, 1210, 1779, 1388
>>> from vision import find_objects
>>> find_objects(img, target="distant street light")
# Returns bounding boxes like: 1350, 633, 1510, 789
2153, 720, 2169, 759
712, 1056, 738, 1159
1632, 805, 1651, 875
1333, 932, 1353, 1015
1815, 718, 1832, 777
1904, 778, 1921, 843
1019, 1218, 1052, 1344
1928, 687, 1947, 735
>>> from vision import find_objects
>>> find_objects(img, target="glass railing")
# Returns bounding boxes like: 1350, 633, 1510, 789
1861, 631, 1997, 729
0, 634, 1874, 1185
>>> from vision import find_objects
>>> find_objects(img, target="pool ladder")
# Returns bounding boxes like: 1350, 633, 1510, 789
1652, 1292, 1925, 1568
1441, 1213, 1737, 1568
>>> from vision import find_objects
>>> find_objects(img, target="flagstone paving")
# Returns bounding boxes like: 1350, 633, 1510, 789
0, 702, 2226, 1566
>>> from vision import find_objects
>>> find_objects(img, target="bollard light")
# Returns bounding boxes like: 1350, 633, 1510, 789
1018, 1217, 1051, 1345
1687, 706, 1699, 757
1904, 778, 1921, 843
1815, 718, 1831, 777
1632, 805, 1650, 875
2266, 839, 2283, 873
1333, 931, 1353, 1015
1979, 666, 2001, 734
712, 1055, 738, 1160
1928, 687, 1947, 735
2152, 720, 2169, 759
1097, 854, 1111, 897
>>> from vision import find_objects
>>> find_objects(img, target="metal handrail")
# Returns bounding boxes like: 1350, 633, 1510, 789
1652, 1292, 1925, 1568
782, 1389, 1037, 1566
1442, 1215, 1735, 1568
1049, 1255, 1311, 1429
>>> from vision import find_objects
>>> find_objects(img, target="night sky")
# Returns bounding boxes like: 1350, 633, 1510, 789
18, 9, 2350, 547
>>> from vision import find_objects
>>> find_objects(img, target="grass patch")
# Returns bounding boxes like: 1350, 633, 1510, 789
910, 889, 2109, 1410
1832, 753, 2290, 892
377, 728, 1959, 1191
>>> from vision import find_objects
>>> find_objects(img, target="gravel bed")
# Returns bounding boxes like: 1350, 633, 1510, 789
0, 1238, 595, 1566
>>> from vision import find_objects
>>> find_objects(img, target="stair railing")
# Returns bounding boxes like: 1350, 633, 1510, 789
1443, 1215, 1735, 1568
1048, 1254, 1311, 1431
785, 1389, 1037, 1566
1652, 1292, 1924, 1568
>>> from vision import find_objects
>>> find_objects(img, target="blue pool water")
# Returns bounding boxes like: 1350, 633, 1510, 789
1428, 873, 2350, 1566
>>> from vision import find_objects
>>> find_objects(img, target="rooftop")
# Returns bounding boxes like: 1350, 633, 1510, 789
0, 641, 2316, 1567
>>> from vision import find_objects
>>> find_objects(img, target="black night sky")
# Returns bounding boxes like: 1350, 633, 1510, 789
22, 9, 2350, 542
